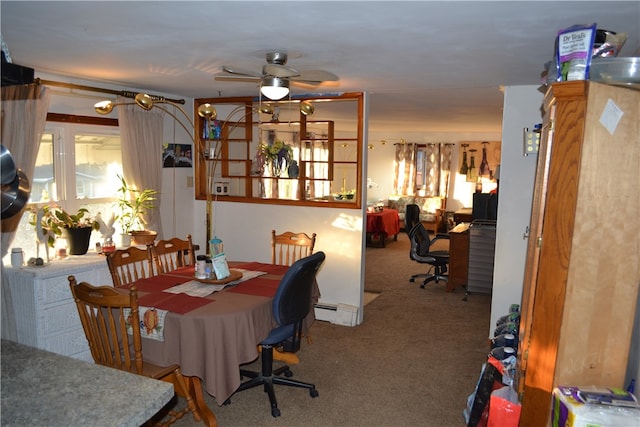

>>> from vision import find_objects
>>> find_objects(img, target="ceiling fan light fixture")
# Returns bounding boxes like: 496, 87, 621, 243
260, 76, 289, 100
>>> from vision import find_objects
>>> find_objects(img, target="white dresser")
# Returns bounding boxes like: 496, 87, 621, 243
4, 253, 113, 362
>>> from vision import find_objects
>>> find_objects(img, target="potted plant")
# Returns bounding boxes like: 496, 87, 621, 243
30, 205, 100, 255
259, 140, 293, 177
115, 174, 158, 245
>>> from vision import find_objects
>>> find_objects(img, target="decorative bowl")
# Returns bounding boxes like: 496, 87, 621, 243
590, 57, 640, 86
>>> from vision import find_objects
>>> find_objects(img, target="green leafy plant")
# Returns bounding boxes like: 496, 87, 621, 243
29, 205, 100, 247
115, 174, 158, 234
259, 140, 293, 176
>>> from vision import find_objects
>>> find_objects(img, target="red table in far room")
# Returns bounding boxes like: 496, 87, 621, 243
366, 208, 400, 247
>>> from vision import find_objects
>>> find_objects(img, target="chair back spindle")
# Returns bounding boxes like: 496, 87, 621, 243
271, 230, 316, 266
153, 234, 196, 274
106, 245, 155, 288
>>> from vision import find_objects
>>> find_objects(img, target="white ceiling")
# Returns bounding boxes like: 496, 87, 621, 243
2, 1, 639, 134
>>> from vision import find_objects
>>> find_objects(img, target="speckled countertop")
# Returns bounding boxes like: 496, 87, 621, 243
1, 339, 173, 426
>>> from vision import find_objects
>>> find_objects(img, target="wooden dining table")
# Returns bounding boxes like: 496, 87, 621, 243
124, 261, 317, 421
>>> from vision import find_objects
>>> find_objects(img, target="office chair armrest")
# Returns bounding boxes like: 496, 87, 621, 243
432, 233, 450, 243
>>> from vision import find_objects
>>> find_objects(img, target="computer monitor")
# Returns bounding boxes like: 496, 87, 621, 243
472, 192, 498, 222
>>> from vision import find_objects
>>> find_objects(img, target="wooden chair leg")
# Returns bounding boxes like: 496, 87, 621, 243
186, 376, 218, 427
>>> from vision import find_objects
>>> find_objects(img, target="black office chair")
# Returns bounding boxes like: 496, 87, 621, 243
408, 222, 450, 288
232, 251, 326, 417
404, 203, 421, 234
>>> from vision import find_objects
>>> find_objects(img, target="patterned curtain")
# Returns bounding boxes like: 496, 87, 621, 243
422, 143, 440, 196
393, 143, 416, 195
395, 142, 454, 203
439, 144, 454, 208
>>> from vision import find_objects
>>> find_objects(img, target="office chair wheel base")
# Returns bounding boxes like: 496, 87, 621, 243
310, 388, 319, 398
409, 278, 416, 282
271, 407, 281, 417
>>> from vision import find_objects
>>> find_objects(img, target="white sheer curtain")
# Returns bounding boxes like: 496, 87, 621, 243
1, 83, 50, 340
116, 96, 164, 237
393, 143, 416, 195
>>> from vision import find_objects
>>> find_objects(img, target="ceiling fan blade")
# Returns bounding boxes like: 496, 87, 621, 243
264, 64, 300, 78
292, 69, 339, 82
214, 73, 261, 82
221, 65, 263, 78
290, 80, 322, 89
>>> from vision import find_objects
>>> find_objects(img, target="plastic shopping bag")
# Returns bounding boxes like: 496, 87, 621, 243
487, 385, 521, 427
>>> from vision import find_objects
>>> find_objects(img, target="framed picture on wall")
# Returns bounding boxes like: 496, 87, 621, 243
162, 143, 192, 168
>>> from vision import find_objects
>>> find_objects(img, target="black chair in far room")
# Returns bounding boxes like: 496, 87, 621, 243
230, 251, 326, 417
408, 222, 450, 289
404, 203, 421, 234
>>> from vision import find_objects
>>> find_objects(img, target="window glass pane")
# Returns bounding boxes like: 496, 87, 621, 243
4, 123, 123, 267
74, 134, 122, 199
32, 133, 55, 202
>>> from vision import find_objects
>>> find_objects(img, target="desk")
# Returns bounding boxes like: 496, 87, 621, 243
1, 339, 173, 426
454, 208, 473, 224
127, 262, 314, 408
448, 223, 470, 292
366, 208, 400, 247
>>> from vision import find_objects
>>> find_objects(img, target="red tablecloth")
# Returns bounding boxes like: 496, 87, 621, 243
366, 208, 400, 237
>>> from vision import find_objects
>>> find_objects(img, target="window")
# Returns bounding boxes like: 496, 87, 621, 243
7, 119, 123, 263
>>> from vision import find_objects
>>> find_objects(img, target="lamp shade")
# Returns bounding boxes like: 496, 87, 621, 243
261, 77, 289, 100
94, 100, 115, 115
300, 100, 315, 116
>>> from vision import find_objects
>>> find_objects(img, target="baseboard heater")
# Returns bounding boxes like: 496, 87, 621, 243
314, 302, 358, 326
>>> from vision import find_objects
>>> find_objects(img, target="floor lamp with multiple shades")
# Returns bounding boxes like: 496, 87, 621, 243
94, 93, 218, 246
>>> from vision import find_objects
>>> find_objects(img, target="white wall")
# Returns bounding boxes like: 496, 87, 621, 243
490, 85, 543, 335
192, 202, 365, 309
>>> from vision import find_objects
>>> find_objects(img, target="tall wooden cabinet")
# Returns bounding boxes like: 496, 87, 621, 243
517, 81, 640, 426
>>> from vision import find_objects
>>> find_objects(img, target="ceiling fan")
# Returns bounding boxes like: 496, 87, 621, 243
215, 52, 339, 100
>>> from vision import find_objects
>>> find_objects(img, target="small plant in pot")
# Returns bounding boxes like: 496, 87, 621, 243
115, 174, 158, 246
30, 205, 100, 256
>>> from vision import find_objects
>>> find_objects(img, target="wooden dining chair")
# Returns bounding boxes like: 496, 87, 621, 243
153, 234, 196, 274
68, 276, 203, 425
106, 245, 155, 288
271, 230, 316, 266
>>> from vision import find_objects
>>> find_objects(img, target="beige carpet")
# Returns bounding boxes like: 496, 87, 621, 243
363, 291, 381, 306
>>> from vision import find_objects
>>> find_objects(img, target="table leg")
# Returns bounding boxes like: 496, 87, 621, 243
186, 376, 218, 427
